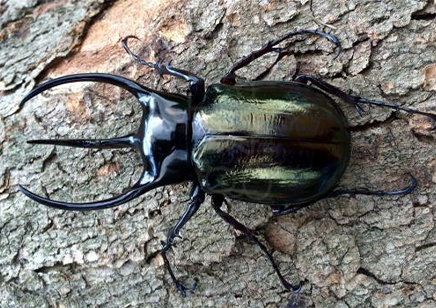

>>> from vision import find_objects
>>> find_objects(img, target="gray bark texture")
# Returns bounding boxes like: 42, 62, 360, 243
1, 0, 436, 307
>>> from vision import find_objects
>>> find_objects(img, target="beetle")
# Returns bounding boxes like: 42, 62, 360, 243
18, 29, 436, 296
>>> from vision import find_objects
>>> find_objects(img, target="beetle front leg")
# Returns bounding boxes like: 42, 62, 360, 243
211, 195, 303, 293
122, 36, 205, 105
161, 184, 205, 297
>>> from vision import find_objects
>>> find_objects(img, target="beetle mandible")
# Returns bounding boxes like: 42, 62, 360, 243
18, 29, 436, 296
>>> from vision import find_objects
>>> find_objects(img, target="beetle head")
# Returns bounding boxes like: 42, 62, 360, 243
18, 73, 193, 210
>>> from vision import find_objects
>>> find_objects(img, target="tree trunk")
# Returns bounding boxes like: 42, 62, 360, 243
1, 0, 436, 307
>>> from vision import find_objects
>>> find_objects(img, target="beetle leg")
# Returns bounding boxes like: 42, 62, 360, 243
295, 75, 436, 123
211, 195, 303, 293
122, 36, 205, 105
253, 52, 289, 81
220, 29, 341, 85
161, 184, 205, 297
327, 173, 418, 198
270, 204, 310, 216
272, 174, 418, 216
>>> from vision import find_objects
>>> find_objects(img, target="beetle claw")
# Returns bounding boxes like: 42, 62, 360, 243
175, 280, 197, 297
156, 60, 165, 77
354, 103, 365, 117
291, 281, 304, 294
121, 36, 156, 68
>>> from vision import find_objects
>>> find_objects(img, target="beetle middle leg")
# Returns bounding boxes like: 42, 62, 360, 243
161, 184, 205, 297
211, 194, 303, 293
220, 29, 341, 85
122, 36, 205, 104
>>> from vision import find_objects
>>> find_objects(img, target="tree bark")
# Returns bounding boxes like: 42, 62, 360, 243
1, 0, 436, 307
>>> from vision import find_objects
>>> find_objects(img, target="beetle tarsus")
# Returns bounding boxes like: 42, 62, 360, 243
175, 281, 197, 298
211, 195, 303, 293
121, 35, 156, 69
271, 173, 419, 217
271, 203, 312, 216
273, 174, 418, 216
161, 184, 205, 296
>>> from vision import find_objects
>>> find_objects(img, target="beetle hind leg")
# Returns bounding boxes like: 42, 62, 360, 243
270, 203, 310, 216
295, 75, 436, 122
272, 174, 418, 216
328, 173, 418, 198
211, 195, 303, 293
161, 184, 205, 297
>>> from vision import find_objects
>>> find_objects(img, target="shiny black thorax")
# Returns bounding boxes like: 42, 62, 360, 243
136, 90, 195, 187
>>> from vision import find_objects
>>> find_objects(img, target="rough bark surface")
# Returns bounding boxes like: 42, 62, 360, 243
1, 0, 436, 307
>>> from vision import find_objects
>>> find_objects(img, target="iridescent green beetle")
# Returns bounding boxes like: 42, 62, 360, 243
18, 30, 435, 296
